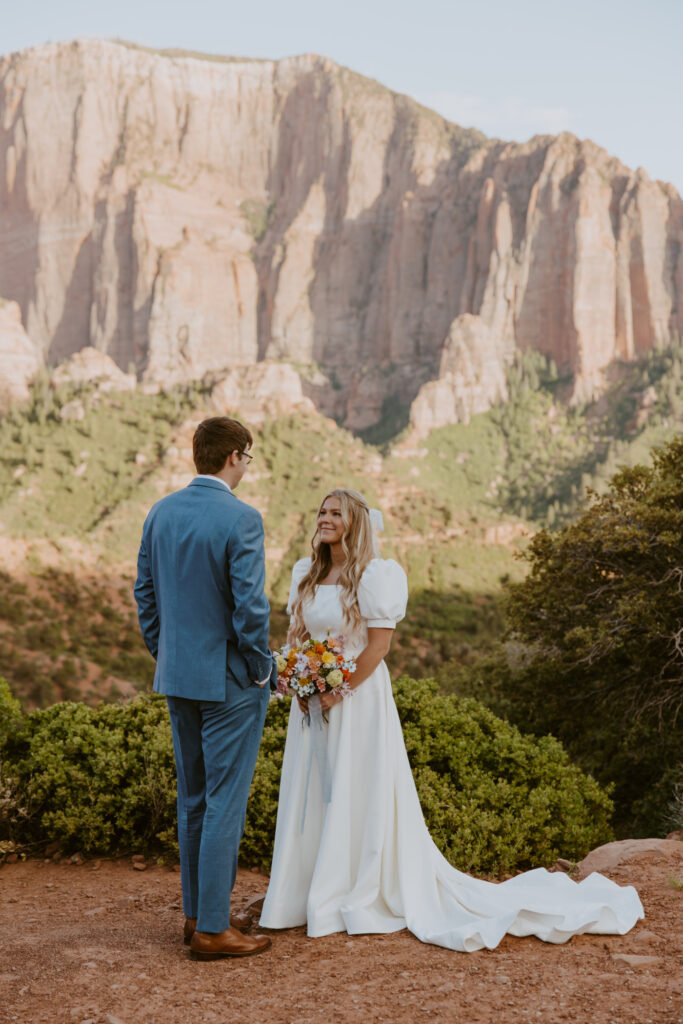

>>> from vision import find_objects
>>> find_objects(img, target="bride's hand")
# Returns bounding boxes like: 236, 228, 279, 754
296, 694, 309, 715
318, 690, 345, 712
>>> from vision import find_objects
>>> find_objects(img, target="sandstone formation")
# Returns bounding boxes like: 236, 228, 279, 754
51, 347, 136, 392
0, 39, 682, 431
210, 361, 316, 422
0, 298, 42, 406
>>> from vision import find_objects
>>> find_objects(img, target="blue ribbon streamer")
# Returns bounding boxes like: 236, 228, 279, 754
300, 694, 332, 833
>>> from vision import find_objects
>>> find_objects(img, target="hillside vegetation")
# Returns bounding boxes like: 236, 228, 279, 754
0, 345, 681, 848
1, 340, 683, 710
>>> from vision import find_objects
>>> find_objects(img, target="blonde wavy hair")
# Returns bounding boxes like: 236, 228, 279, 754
289, 489, 376, 642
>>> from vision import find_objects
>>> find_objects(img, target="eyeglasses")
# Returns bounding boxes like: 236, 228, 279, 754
239, 450, 254, 464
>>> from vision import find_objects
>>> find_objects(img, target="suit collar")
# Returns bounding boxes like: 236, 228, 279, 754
189, 476, 234, 494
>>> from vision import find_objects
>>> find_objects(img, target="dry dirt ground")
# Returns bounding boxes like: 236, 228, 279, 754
1, 844, 681, 1024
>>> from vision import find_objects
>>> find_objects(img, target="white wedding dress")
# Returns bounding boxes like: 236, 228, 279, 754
260, 557, 644, 951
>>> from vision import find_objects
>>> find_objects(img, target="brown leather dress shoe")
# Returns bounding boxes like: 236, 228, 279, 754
190, 925, 271, 960
183, 913, 252, 945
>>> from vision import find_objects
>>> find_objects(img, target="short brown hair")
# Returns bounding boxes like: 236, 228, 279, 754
192, 417, 253, 474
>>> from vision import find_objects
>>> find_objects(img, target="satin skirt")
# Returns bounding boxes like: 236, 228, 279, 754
260, 663, 644, 951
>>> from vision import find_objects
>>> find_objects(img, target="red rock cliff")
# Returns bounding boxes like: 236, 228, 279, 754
1, 39, 681, 429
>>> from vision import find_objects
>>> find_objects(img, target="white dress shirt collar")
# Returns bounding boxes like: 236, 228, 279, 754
194, 474, 232, 492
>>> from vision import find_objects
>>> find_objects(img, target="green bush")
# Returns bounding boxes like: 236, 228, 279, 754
0, 686, 177, 855
391, 676, 612, 874
0, 677, 613, 875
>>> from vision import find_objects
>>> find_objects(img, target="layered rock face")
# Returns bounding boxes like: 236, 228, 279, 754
0, 39, 681, 430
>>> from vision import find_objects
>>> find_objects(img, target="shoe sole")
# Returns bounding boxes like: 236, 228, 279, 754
189, 939, 271, 960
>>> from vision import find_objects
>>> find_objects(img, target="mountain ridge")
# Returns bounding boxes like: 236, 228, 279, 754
1, 38, 681, 433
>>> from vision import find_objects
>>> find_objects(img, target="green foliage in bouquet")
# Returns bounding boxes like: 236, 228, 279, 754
0, 677, 612, 874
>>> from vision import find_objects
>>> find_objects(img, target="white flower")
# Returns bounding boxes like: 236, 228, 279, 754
327, 669, 343, 688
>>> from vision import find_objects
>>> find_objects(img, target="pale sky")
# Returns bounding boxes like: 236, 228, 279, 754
4, 0, 682, 193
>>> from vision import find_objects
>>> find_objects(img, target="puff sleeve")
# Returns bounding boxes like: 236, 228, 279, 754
286, 557, 311, 616
357, 558, 408, 629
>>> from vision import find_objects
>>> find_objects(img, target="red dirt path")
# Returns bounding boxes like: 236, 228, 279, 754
1, 845, 681, 1024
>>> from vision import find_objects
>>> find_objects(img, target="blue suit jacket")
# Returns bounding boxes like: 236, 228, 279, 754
134, 477, 275, 701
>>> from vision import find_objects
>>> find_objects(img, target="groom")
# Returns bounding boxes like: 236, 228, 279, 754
134, 416, 275, 960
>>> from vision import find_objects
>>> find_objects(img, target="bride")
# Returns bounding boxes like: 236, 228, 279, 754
259, 488, 643, 951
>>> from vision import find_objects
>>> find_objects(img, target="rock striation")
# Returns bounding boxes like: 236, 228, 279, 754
0, 39, 682, 431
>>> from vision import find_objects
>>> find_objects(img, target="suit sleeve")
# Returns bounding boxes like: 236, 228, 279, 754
134, 520, 160, 660
228, 506, 273, 683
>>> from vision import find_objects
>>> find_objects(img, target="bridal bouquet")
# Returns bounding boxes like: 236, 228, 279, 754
275, 636, 356, 700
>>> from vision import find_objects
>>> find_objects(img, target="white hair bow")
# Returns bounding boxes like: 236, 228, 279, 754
369, 508, 384, 554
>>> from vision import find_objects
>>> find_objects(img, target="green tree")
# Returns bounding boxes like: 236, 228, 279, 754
499, 435, 683, 835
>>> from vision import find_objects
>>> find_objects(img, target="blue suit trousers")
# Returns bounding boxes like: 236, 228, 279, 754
166, 677, 270, 933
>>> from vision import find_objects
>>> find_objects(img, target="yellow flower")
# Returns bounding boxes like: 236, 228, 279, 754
276, 655, 287, 673
327, 669, 343, 688
321, 652, 336, 665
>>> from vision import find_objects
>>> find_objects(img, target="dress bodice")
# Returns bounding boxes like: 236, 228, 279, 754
287, 557, 409, 659
302, 586, 367, 659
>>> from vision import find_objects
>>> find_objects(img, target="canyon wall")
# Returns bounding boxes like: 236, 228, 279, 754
1, 39, 681, 429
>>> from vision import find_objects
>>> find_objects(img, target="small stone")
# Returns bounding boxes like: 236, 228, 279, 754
84, 906, 106, 916
132, 861, 147, 871
631, 929, 660, 944
611, 953, 661, 967
104, 1015, 127, 1024
243, 894, 265, 915
91, 859, 102, 870
172, 864, 182, 873
82, 961, 97, 968
494, 974, 511, 984
44, 841, 61, 857
553, 858, 575, 872
131, 854, 146, 863
5, 853, 18, 864
59, 398, 86, 421
69, 852, 84, 865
